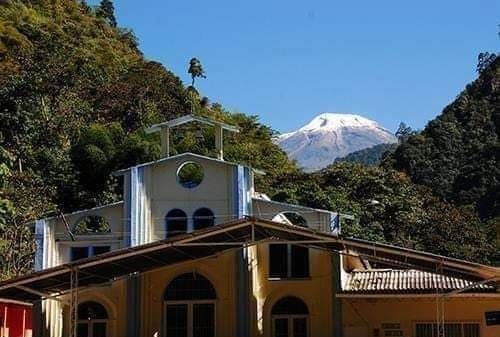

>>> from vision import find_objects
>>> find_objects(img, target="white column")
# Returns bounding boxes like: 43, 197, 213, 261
160, 127, 170, 158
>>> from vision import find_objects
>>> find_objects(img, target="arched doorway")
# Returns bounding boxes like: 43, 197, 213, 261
77, 301, 109, 337
164, 272, 216, 337
271, 296, 309, 337
165, 209, 188, 238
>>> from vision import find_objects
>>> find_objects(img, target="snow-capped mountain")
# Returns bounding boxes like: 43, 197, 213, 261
276, 113, 397, 171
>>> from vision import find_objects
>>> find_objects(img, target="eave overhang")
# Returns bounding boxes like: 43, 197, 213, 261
0, 217, 498, 302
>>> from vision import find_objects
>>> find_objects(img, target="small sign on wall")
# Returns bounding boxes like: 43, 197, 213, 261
485, 311, 500, 326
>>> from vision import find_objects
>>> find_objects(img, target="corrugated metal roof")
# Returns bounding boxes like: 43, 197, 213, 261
1, 217, 498, 302
343, 269, 496, 293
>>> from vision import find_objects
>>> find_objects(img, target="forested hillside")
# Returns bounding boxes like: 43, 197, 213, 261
270, 163, 493, 264
334, 143, 397, 166
389, 57, 499, 222
387, 56, 499, 263
0, 0, 294, 278
0, 0, 497, 279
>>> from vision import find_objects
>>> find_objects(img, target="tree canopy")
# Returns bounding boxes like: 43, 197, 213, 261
385, 56, 499, 264
271, 163, 494, 263
0, 0, 295, 277
388, 57, 499, 222
0, 0, 497, 279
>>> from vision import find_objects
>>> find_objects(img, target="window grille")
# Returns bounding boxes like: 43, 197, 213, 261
415, 322, 480, 337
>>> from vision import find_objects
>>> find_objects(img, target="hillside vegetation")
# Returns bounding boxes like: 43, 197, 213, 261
0, 0, 497, 278
269, 57, 499, 264
0, 0, 294, 278
388, 56, 499, 263
334, 143, 397, 166
389, 57, 499, 222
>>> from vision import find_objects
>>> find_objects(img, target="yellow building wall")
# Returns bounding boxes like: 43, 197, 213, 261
140, 250, 238, 337
60, 245, 337, 337
56, 246, 500, 337
60, 279, 128, 337
342, 297, 500, 337
250, 245, 335, 337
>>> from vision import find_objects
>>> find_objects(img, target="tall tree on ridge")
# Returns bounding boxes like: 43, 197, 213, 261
97, 0, 117, 27
395, 122, 413, 144
188, 57, 206, 87
476, 52, 497, 74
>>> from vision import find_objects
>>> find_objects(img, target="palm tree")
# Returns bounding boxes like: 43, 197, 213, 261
188, 57, 206, 87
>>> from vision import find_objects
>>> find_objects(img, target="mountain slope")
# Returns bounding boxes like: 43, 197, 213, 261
277, 113, 396, 171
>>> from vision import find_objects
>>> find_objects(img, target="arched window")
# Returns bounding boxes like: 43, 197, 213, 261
164, 272, 216, 301
77, 301, 108, 337
164, 273, 216, 337
193, 208, 215, 230
165, 209, 188, 238
272, 212, 308, 227
271, 296, 309, 337
73, 216, 111, 235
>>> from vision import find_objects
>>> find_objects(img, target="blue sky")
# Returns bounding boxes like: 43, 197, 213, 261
93, 0, 498, 133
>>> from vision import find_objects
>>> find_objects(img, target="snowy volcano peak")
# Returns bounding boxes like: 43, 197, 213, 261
298, 113, 379, 132
276, 112, 397, 171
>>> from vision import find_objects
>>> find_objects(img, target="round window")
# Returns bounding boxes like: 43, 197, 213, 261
177, 162, 204, 188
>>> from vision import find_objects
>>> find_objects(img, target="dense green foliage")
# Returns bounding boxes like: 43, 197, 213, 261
96, 0, 117, 27
388, 57, 499, 226
334, 143, 397, 166
0, 145, 13, 228
270, 163, 494, 263
0, 0, 497, 279
0, 0, 294, 278
386, 57, 499, 263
